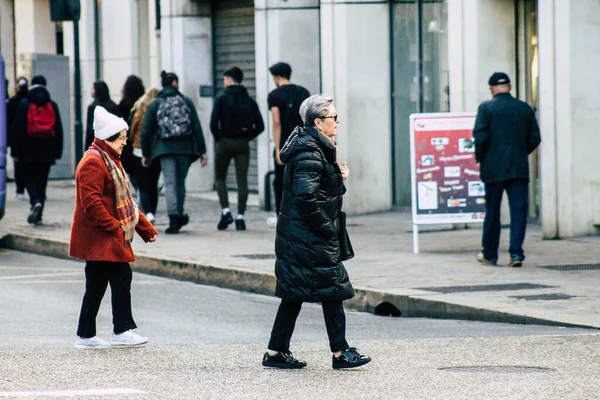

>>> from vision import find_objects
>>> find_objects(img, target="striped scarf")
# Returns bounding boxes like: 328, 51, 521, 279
87, 143, 139, 247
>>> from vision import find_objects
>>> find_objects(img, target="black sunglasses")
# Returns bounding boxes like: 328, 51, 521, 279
318, 114, 339, 122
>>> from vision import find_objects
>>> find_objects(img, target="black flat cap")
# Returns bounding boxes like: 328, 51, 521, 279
488, 72, 511, 86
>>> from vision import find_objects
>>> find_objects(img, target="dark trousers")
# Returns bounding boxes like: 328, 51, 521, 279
76, 261, 137, 338
273, 152, 285, 215
134, 156, 161, 214
215, 138, 250, 215
13, 159, 25, 194
23, 163, 51, 210
268, 300, 349, 353
482, 179, 529, 261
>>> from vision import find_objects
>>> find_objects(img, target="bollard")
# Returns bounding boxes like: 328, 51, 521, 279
0, 53, 7, 220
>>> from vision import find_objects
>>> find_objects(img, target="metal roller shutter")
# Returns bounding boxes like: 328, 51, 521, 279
212, 0, 258, 193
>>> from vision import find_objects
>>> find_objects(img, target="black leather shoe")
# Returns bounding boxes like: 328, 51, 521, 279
179, 213, 189, 227
217, 211, 233, 230
165, 215, 180, 234
332, 347, 371, 369
235, 218, 246, 231
27, 203, 42, 224
262, 351, 307, 369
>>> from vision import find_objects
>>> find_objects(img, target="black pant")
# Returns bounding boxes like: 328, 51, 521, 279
268, 300, 349, 353
215, 138, 250, 215
13, 159, 25, 194
23, 163, 51, 210
76, 261, 137, 338
134, 156, 161, 214
273, 151, 285, 215
482, 179, 529, 261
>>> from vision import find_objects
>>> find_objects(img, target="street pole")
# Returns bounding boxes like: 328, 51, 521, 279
73, 19, 83, 164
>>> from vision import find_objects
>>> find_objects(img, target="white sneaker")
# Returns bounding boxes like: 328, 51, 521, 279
15, 193, 25, 201
74, 336, 111, 349
146, 212, 155, 224
110, 330, 148, 346
266, 213, 278, 228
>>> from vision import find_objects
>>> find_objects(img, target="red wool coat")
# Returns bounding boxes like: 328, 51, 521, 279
69, 139, 157, 262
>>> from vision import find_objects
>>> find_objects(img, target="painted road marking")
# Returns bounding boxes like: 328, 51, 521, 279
0, 388, 145, 397
0, 272, 81, 280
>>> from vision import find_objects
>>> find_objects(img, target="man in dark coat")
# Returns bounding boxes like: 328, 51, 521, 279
6, 77, 28, 199
10, 75, 63, 225
473, 72, 541, 267
262, 94, 370, 370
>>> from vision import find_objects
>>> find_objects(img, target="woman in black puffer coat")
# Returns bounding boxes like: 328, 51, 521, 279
262, 94, 371, 370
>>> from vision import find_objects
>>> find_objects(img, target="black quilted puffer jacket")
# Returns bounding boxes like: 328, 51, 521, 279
274, 126, 355, 302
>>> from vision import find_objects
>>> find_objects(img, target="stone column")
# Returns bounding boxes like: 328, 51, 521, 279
160, 0, 213, 191
255, 0, 321, 208
538, 0, 600, 238
320, 0, 392, 214
0, 0, 15, 89
14, 0, 55, 56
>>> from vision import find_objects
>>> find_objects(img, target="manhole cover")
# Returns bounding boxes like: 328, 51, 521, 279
510, 293, 574, 301
439, 366, 555, 374
234, 254, 275, 260
417, 283, 555, 294
541, 264, 600, 271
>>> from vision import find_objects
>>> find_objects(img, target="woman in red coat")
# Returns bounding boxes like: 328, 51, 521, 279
70, 106, 158, 349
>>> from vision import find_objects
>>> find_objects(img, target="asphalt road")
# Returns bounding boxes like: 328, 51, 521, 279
0, 250, 599, 399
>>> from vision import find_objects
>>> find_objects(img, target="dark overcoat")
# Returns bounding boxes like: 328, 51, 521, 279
274, 126, 355, 302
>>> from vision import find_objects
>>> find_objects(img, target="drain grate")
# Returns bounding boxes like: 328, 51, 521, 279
416, 283, 556, 294
541, 264, 600, 271
234, 254, 275, 260
509, 293, 574, 301
439, 366, 555, 374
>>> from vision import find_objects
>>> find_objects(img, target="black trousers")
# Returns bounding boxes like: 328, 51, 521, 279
482, 179, 529, 261
134, 156, 161, 215
76, 261, 137, 338
273, 151, 285, 215
268, 300, 349, 353
23, 162, 51, 209
13, 159, 25, 194
215, 138, 250, 215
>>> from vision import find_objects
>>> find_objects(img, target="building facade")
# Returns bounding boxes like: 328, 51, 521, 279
1, 0, 599, 238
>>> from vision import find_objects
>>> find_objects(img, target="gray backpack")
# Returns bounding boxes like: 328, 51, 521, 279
156, 95, 192, 140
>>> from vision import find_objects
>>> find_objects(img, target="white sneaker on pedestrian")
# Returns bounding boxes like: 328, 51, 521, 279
266, 213, 278, 228
74, 336, 111, 349
146, 212, 155, 224
15, 193, 25, 201
110, 330, 148, 346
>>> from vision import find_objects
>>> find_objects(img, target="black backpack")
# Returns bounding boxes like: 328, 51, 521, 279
222, 91, 257, 139
280, 86, 309, 145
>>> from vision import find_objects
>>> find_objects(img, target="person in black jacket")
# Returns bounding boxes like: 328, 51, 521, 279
210, 67, 264, 231
85, 81, 120, 150
10, 75, 63, 225
6, 77, 28, 199
473, 72, 541, 267
262, 94, 371, 370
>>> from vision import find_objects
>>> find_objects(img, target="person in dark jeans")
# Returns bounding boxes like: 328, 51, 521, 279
473, 72, 541, 267
266, 62, 310, 227
10, 75, 64, 225
210, 66, 264, 231
6, 77, 29, 199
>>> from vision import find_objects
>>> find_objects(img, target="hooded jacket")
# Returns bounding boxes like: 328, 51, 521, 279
274, 126, 354, 302
10, 85, 63, 165
141, 86, 207, 162
209, 85, 264, 141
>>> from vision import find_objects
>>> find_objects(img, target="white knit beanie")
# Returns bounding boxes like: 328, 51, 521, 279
93, 106, 129, 140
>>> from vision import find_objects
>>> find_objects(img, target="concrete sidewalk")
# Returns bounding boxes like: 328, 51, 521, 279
1, 180, 599, 329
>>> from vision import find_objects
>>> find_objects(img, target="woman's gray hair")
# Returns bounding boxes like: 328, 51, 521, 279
299, 94, 334, 127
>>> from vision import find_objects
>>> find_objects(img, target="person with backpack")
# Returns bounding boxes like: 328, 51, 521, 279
141, 71, 208, 234
210, 67, 264, 231
6, 77, 29, 200
266, 62, 310, 227
10, 75, 63, 225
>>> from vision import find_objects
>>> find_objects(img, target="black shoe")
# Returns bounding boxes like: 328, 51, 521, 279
27, 203, 42, 224
179, 213, 189, 227
262, 351, 307, 369
235, 218, 246, 231
332, 347, 371, 369
217, 211, 233, 230
165, 215, 180, 234
508, 257, 524, 268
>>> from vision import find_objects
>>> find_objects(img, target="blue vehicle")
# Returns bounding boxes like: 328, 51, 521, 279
0, 53, 6, 220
